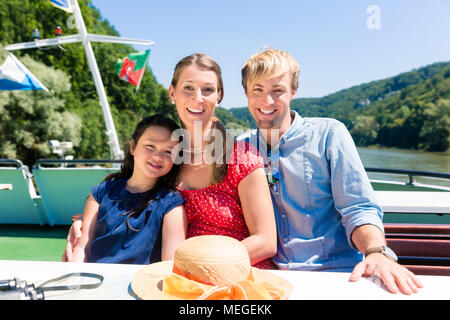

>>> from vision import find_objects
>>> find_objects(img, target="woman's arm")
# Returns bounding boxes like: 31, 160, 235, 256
62, 218, 83, 262
68, 194, 99, 262
161, 204, 187, 260
238, 167, 277, 265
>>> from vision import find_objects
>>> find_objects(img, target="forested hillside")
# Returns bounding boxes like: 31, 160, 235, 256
0, 0, 245, 165
230, 61, 450, 151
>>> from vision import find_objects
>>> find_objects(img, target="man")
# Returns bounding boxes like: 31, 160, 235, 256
239, 48, 423, 295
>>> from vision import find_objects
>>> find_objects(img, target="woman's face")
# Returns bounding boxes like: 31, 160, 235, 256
169, 65, 221, 133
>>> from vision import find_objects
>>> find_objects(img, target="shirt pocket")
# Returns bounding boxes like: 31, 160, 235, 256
290, 237, 325, 263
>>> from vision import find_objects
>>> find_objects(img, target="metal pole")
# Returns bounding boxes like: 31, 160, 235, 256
70, 0, 123, 160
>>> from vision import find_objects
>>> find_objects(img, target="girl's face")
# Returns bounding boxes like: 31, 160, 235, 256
130, 125, 178, 181
168, 65, 221, 133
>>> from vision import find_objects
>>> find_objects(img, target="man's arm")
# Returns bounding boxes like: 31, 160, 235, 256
351, 224, 385, 253
326, 121, 423, 295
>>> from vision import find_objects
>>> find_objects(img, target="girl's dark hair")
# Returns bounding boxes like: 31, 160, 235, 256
104, 114, 181, 231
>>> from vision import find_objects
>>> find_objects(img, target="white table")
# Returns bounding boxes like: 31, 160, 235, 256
375, 191, 450, 214
1, 260, 449, 300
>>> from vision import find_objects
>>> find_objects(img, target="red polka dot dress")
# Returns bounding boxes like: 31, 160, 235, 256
177, 141, 274, 269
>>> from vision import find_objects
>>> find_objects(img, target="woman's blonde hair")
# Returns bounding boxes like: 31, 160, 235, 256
241, 48, 300, 93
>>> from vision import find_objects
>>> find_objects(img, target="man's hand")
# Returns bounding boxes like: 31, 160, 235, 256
62, 219, 83, 262
349, 253, 424, 295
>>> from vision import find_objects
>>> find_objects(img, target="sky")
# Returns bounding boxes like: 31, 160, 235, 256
88, 0, 450, 109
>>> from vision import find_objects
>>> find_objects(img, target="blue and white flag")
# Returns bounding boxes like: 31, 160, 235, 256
48, 0, 73, 13
0, 53, 48, 92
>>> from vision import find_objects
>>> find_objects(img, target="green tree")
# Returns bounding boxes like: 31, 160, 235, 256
0, 53, 81, 166
350, 115, 379, 146
419, 99, 450, 151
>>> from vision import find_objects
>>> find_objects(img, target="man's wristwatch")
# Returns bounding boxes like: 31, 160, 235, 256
364, 246, 398, 262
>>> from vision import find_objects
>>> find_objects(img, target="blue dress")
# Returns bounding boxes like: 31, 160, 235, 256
87, 178, 184, 264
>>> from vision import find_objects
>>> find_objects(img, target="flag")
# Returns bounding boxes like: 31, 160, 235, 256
0, 53, 49, 92
114, 49, 150, 90
48, 0, 73, 13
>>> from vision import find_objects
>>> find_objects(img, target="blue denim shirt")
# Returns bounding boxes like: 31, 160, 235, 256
239, 111, 384, 271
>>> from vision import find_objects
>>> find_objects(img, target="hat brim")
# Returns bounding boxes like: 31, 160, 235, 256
131, 260, 293, 300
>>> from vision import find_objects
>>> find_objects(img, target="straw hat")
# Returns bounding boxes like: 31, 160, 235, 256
131, 235, 293, 300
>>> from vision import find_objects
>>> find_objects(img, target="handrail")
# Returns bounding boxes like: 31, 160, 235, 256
3, 158, 449, 181
365, 167, 450, 185
0, 158, 24, 169
33, 158, 122, 168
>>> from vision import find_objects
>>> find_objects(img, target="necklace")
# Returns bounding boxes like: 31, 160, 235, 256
182, 147, 207, 154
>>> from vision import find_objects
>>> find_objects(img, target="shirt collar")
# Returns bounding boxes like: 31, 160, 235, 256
281, 111, 303, 142
256, 110, 304, 150
109, 178, 164, 201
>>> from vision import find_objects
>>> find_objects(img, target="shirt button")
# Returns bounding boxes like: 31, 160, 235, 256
283, 237, 288, 242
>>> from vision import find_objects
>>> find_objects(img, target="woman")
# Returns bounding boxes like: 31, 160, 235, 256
64, 53, 277, 268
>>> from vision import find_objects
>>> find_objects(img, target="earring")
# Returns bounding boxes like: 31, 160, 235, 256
171, 100, 175, 105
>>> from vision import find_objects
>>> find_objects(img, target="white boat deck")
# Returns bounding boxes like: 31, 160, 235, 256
0, 260, 449, 300
375, 191, 450, 214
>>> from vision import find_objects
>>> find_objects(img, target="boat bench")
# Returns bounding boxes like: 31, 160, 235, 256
0, 159, 47, 225
32, 159, 120, 226
385, 223, 450, 276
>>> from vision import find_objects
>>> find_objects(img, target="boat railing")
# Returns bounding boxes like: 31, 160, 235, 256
0, 158, 46, 224
365, 167, 450, 185
34, 158, 122, 168
0, 158, 26, 169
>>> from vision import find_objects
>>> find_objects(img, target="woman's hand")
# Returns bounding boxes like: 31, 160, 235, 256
161, 205, 187, 261
62, 218, 83, 262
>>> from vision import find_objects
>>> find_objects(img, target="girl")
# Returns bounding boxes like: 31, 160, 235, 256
68, 114, 187, 264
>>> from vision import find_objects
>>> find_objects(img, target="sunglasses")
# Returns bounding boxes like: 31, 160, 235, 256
265, 148, 280, 185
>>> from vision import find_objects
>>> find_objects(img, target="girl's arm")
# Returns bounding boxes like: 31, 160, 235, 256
238, 167, 277, 265
161, 204, 187, 260
69, 194, 99, 262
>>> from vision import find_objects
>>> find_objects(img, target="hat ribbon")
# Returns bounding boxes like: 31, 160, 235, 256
162, 265, 283, 300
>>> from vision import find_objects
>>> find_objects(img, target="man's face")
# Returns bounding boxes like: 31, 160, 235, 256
246, 72, 297, 134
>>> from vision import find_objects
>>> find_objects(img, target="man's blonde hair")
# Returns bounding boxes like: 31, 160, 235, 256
241, 48, 300, 93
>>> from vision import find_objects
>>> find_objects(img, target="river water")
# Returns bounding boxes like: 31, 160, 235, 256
357, 147, 450, 189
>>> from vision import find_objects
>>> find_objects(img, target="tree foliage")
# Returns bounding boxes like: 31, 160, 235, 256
0, 52, 81, 164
